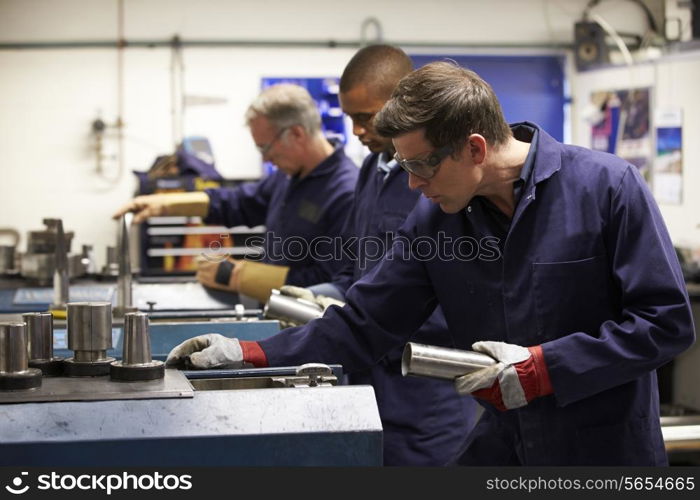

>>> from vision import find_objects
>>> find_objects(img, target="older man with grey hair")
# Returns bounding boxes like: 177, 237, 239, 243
114, 84, 358, 302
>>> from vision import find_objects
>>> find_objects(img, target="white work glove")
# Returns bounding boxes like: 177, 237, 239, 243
454, 341, 552, 411
165, 333, 248, 369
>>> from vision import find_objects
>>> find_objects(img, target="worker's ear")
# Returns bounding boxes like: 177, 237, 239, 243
466, 134, 487, 165
287, 124, 306, 142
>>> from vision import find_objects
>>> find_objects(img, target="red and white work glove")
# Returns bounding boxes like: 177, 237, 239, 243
454, 341, 553, 411
165, 334, 268, 370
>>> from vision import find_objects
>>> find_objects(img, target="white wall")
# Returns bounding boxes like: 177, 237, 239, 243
2, 0, 694, 266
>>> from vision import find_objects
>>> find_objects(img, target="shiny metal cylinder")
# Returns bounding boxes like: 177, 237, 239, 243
401, 342, 496, 380
0, 322, 29, 373
67, 302, 112, 352
263, 290, 323, 325
122, 312, 152, 365
22, 312, 54, 361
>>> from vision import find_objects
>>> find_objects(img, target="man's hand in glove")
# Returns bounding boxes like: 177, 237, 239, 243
165, 333, 268, 369
196, 257, 240, 292
113, 192, 210, 224
454, 341, 553, 411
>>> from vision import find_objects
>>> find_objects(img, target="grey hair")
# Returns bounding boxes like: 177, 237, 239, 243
245, 83, 322, 134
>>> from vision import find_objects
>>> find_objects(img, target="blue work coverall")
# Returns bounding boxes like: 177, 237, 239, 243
329, 153, 478, 466
204, 146, 358, 287
259, 124, 695, 465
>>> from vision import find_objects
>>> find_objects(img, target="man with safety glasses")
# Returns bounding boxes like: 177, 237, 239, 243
165, 62, 694, 465
287, 45, 478, 466
114, 84, 358, 302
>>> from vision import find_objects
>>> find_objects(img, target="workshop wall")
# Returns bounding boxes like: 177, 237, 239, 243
1, 0, 687, 266
571, 53, 700, 247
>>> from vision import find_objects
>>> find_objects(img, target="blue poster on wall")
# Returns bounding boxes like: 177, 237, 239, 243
261, 77, 346, 175
410, 55, 566, 142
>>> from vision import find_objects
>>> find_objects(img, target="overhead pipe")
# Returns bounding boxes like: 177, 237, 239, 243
0, 39, 571, 51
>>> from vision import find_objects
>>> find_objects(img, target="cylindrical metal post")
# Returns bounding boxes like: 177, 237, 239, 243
122, 312, 151, 365
64, 302, 115, 376
23, 312, 63, 376
24, 312, 53, 360
0, 322, 28, 373
110, 312, 164, 381
401, 342, 496, 380
0, 322, 42, 390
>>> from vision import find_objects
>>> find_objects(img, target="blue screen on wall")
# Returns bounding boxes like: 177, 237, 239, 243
410, 55, 566, 142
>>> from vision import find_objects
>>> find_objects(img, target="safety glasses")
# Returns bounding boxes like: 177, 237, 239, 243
256, 127, 289, 156
393, 145, 453, 179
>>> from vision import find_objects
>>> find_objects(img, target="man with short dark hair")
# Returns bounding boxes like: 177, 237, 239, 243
303, 45, 478, 466
166, 62, 694, 465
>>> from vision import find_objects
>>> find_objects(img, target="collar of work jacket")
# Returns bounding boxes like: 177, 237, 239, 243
513, 121, 562, 187
291, 141, 348, 183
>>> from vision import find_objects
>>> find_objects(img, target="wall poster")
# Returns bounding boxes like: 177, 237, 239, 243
590, 88, 652, 183
653, 109, 683, 205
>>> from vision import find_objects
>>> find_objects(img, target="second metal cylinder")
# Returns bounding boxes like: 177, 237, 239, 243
0, 322, 29, 373
67, 301, 112, 360
263, 290, 323, 325
0, 322, 42, 390
23, 312, 54, 361
122, 312, 151, 365
401, 342, 496, 380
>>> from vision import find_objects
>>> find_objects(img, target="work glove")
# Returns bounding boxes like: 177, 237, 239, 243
112, 192, 210, 223
454, 341, 552, 411
276, 286, 345, 328
236, 260, 290, 303
165, 333, 268, 369
196, 257, 238, 292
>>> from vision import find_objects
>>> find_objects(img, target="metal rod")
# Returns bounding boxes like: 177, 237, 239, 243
116, 213, 133, 310
51, 219, 69, 309
401, 342, 496, 380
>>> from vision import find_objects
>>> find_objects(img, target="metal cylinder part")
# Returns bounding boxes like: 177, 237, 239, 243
64, 302, 115, 376
401, 342, 496, 380
67, 302, 112, 353
23, 312, 53, 361
263, 289, 323, 325
0, 322, 29, 373
110, 312, 164, 381
0, 322, 42, 390
23, 312, 63, 376
122, 312, 151, 365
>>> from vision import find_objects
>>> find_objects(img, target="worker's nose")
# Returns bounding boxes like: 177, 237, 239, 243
408, 171, 427, 190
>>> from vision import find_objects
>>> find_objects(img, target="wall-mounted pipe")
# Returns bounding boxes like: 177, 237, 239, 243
0, 39, 572, 51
